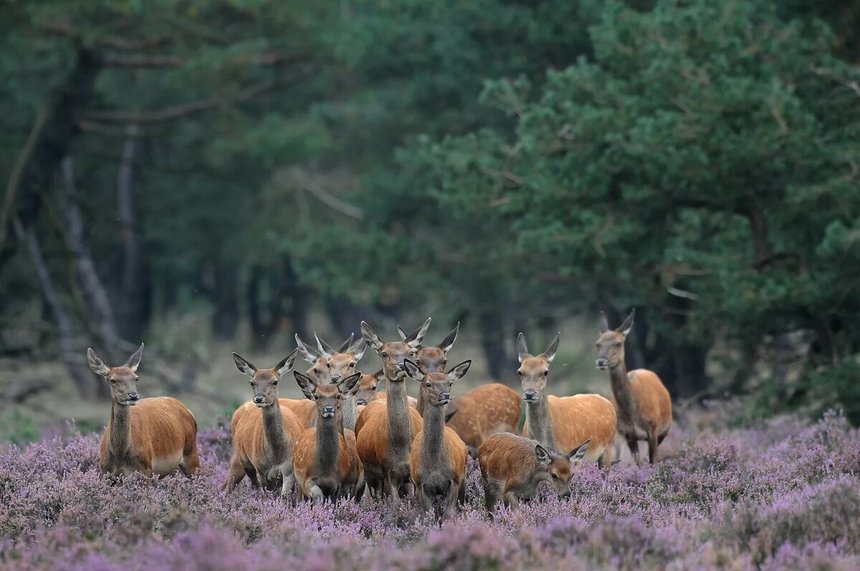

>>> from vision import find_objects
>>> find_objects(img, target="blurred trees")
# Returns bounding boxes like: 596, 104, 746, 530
0, 0, 858, 418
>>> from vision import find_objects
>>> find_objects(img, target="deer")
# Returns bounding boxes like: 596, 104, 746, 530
291, 370, 364, 501
478, 432, 590, 517
518, 332, 617, 469
87, 344, 199, 478
292, 332, 367, 431
596, 309, 672, 465
355, 318, 428, 499
223, 350, 303, 497
399, 321, 521, 456
404, 359, 471, 521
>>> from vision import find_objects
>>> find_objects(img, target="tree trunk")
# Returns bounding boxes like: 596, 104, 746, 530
211, 266, 239, 339
59, 158, 121, 366
325, 296, 372, 340
283, 255, 309, 343
247, 264, 286, 348
478, 305, 513, 382
116, 124, 148, 342
12, 218, 93, 397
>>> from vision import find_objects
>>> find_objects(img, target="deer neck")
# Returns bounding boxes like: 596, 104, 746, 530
421, 402, 446, 469
608, 360, 640, 432
416, 387, 426, 416
315, 414, 341, 474
341, 396, 357, 432
386, 379, 413, 454
524, 394, 554, 450
261, 401, 290, 459
108, 401, 132, 455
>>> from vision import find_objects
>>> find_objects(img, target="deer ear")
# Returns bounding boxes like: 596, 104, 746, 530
275, 348, 298, 377
406, 317, 432, 348
447, 360, 471, 381
516, 332, 529, 363
535, 444, 552, 466
544, 332, 560, 363
402, 359, 423, 381
599, 312, 610, 334
295, 334, 320, 364
125, 343, 144, 373
396, 324, 409, 340
339, 372, 362, 397
438, 322, 459, 353
350, 338, 367, 361
314, 333, 334, 359
87, 348, 110, 376
361, 321, 384, 351
293, 371, 317, 400
232, 352, 256, 376
569, 439, 591, 463
618, 309, 635, 337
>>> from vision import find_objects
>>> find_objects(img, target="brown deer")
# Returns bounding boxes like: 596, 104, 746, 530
478, 432, 590, 516
355, 318, 428, 499
224, 350, 303, 497
399, 321, 521, 455
291, 371, 364, 501
404, 359, 470, 521
87, 344, 199, 478
291, 333, 367, 430
518, 332, 616, 468
596, 309, 672, 465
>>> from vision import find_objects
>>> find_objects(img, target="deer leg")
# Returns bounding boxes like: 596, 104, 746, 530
598, 445, 613, 470
181, 448, 200, 478
223, 459, 247, 492
648, 431, 659, 464
657, 429, 669, 445
503, 491, 520, 510
626, 437, 641, 467
457, 480, 465, 508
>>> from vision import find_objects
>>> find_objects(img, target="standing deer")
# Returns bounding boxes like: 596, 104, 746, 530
355, 318, 428, 499
87, 344, 199, 478
400, 321, 521, 455
224, 350, 303, 497
404, 359, 471, 521
518, 332, 616, 468
291, 371, 364, 501
478, 432, 590, 516
596, 309, 672, 465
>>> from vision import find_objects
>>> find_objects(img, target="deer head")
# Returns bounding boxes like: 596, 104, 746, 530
87, 344, 145, 406
360, 317, 430, 381
397, 321, 459, 374
516, 332, 560, 402
355, 370, 383, 406
293, 370, 362, 420
535, 439, 590, 498
595, 309, 634, 370
295, 332, 366, 385
403, 359, 471, 407
232, 349, 298, 407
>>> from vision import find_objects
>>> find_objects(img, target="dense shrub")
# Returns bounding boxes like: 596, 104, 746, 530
1, 410, 858, 570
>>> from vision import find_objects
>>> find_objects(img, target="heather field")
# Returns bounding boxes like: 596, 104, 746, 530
1, 408, 858, 571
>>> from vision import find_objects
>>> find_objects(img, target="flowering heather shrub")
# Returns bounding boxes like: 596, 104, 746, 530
1, 409, 859, 570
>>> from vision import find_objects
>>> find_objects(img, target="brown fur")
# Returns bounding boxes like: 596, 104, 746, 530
355, 399, 424, 492
87, 344, 199, 478
292, 428, 355, 498
445, 383, 521, 455
227, 402, 304, 489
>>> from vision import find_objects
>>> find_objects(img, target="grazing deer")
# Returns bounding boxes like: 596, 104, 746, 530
404, 359, 471, 521
87, 344, 199, 478
596, 309, 672, 465
292, 371, 364, 501
355, 318, 428, 499
478, 432, 590, 516
518, 332, 616, 468
293, 333, 367, 431
224, 350, 303, 497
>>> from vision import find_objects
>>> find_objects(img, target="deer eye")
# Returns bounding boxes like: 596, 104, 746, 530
349, 362, 356, 368
552, 473, 559, 480
273, 381, 279, 386
543, 371, 548, 377
517, 371, 523, 377
381, 352, 388, 358
313, 393, 319, 400
326, 363, 331, 368
371, 385, 377, 391
615, 342, 623, 347
425, 382, 431, 388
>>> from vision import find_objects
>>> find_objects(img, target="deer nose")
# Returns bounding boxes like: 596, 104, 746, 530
329, 375, 341, 384
560, 489, 571, 499
440, 393, 451, 403
127, 393, 140, 402
253, 395, 266, 405
356, 398, 367, 405
523, 389, 537, 401
322, 405, 336, 416
595, 358, 608, 369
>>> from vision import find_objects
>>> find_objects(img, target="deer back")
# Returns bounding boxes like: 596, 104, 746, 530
445, 383, 521, 450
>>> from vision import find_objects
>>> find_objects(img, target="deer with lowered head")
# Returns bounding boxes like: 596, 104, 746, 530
355, 318, 428, 499
399, 321, 521, 456
596, 309, 672, 465
224, 350, 303, 497
291, 370, 364, 501
88, 344, 199, 478
518, 332, 617, 468
479, 432, 590, 516
404, 359, 471, 521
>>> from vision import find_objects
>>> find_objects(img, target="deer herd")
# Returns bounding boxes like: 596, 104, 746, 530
86, 309, 672, 521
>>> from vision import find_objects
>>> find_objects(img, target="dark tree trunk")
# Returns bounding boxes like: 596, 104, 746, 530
211, 266, 239, 340
478, 305, 513, 382
116, 124, 148, 342
283, 255, 309, 343
59, 159, 120, 367
247, 264, 287, 348
325, 296, 372, 339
